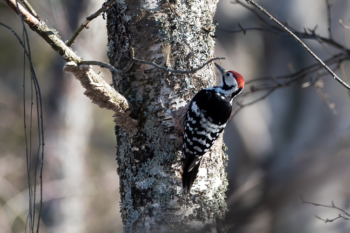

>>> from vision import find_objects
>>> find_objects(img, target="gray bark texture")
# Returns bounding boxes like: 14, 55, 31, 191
106, 0, 228, 232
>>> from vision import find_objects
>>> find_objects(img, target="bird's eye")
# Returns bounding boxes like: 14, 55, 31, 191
226, 73, 230, 76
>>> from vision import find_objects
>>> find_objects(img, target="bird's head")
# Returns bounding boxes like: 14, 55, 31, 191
214, 63, 245, 98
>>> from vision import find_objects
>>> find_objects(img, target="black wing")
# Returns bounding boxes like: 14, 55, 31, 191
182, 89, 232, 193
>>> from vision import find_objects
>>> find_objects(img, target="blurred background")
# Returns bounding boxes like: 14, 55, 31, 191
0, 0, 123, 232
1, 0, 350, 232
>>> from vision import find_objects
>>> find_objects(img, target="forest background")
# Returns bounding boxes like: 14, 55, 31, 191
1, 0, 350, 232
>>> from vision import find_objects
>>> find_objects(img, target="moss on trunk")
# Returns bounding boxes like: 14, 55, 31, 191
107, 0, 228, 232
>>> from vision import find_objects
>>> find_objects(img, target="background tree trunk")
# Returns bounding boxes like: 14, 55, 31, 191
106, 0, 228, 232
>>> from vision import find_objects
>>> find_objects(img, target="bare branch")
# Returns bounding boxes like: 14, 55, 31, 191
132, 56, 225, 74
226, 1, 349, 52
2, 0, 225, 136
66, 0, 117, 47
245, 0, 350, 91
326, 0, 333, 39
301, 196, 350, 223
3, 0, 81, 63
2, 0, 139, 135
19, 0, 38, 18
232, 0, 275, 29
232, 88, 276, 117
230, 53, 350, 116
79, 59, 133, 74
316, 214, 350, 223
217, 26, 275, 34
81, 52, 226, 74
223, 25, 348, 52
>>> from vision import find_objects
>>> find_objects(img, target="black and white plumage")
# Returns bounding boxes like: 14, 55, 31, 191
182, 63, 245, 193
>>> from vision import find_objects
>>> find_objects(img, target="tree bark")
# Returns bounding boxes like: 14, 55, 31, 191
107, 0, 227, 232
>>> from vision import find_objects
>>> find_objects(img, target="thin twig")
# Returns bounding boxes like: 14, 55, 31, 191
8, 1, 45, 231
20, 0, 38, 18
227, 1, 349, 52
217, 26, 276, 34
221, 0, 350, 116
316, 214, 350, 223
245, 0, 350, 91
132, 57, 225, 74
230, 53, 350, 116
326, 0, 332, 39
232, 88, 276, 117
232, 0, 274, 29
222, 25, 348, 51
79, 60, 133, 74
3, 0, 82, 63
301, 197, 350, 217
301, 196, 350, 223
2, 0, 135, 131
66, 0, 117, 47
246, 53, 349, 84
80, 47, 225, 74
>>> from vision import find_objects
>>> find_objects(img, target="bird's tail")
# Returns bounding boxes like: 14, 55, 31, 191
182, 164, 200, 194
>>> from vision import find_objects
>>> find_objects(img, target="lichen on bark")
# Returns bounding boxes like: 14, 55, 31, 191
107, 0, 228, 232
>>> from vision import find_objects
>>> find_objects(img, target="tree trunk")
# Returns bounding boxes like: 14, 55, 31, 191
107, 0, 227, 232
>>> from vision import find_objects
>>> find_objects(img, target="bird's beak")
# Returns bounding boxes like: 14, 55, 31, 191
214, 63, 225, 75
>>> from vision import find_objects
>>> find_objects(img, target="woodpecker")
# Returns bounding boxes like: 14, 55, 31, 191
182, 63, 245, 193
